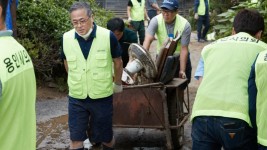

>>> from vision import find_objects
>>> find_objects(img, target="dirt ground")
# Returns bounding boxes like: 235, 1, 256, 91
36, 32, 209, 150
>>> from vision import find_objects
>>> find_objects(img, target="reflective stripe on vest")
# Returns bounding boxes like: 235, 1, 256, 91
0, 36, 36, 150
156, 14, 187, 53
255, 50, 267, 146
130, 0, 145, 21
197, 0, 209, 15
63, 26, 113, 99
191, 32, 267, 126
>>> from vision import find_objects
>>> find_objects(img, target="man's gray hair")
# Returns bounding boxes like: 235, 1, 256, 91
69, 2, 93, 17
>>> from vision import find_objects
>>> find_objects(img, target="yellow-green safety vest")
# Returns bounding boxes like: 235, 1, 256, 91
156, 14, 188, 53
0, 35, 36, 150
130, 0, 145, 21
198, 0, 209, 16
191, 32, 267, 126
63, 26, 113, 99
255, 50, 267, 146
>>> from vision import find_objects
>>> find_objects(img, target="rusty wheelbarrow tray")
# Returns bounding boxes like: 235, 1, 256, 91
113, 78, 190, 149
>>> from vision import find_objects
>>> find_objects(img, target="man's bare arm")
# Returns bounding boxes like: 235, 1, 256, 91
63, 59, 68, 73
143, 33, 154, 51
113, 57, 123, 85
127, 6, 132, 20
179, 45, 189, 78
151, 3, 161, 12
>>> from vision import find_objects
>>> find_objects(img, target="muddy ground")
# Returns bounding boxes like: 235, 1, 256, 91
36, 32, 209, 150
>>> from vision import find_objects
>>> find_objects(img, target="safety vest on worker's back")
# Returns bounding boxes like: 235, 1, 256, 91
198, 0, 209, 15
63, 26, 113, 99
0, 33, 36, 150
191, 32, 267, 126
130, 0, 145, 21
255, 50, 267, 146
156, 14, 188, 53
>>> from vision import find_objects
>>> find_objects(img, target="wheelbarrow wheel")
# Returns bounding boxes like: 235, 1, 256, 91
167, 88, 185, 149
173, 125, 184, 148
170, 117, 185, 149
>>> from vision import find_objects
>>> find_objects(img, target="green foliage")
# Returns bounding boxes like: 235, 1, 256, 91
189, 0, 267, 41
187, 9, 195, 31
17, 0, 114, 82
208, 0, 245, 38
213, 0, 267, 42
87, 0, 115, 27
188, 0, 237, 32
210, 0, 233, 14
213, 9, 236, 37
17, 0, 71, 79
55, 77, 68, 92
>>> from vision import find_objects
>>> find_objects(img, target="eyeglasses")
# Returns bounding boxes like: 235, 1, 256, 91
161, 9, 176, 14
72, 18, 90, 27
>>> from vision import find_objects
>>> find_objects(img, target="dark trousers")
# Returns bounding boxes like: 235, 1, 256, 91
130, 20, 145, 45
147, 10, 157, 20
192, 116, 257, 150
259, 144, 267, 150
197, 15, 210, 40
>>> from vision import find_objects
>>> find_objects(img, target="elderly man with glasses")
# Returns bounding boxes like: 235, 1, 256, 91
143, 0, 192, 89
60, 2, 123, 150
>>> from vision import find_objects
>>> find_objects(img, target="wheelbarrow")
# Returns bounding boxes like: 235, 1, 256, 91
113, 38, 190, 149
113, 79, 190, 149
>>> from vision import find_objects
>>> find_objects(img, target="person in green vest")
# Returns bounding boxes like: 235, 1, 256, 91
191, 9, 267, 150
107, 17, 138, 67
194, 0, 210, 42
61, 2, 123, 150
248, 50, 267, 150
143, 0, 192, 89
0, 0, 36, 149
127, 0, 150, 45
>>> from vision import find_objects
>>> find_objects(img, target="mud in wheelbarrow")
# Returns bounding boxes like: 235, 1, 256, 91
113, 78, 190, 149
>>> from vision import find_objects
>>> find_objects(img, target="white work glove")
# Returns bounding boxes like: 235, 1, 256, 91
194, 13, 199, 20
113, 83, 123, 93
179, 71, 187, 79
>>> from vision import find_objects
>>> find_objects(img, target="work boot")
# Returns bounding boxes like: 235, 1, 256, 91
198, 38, 207, 43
